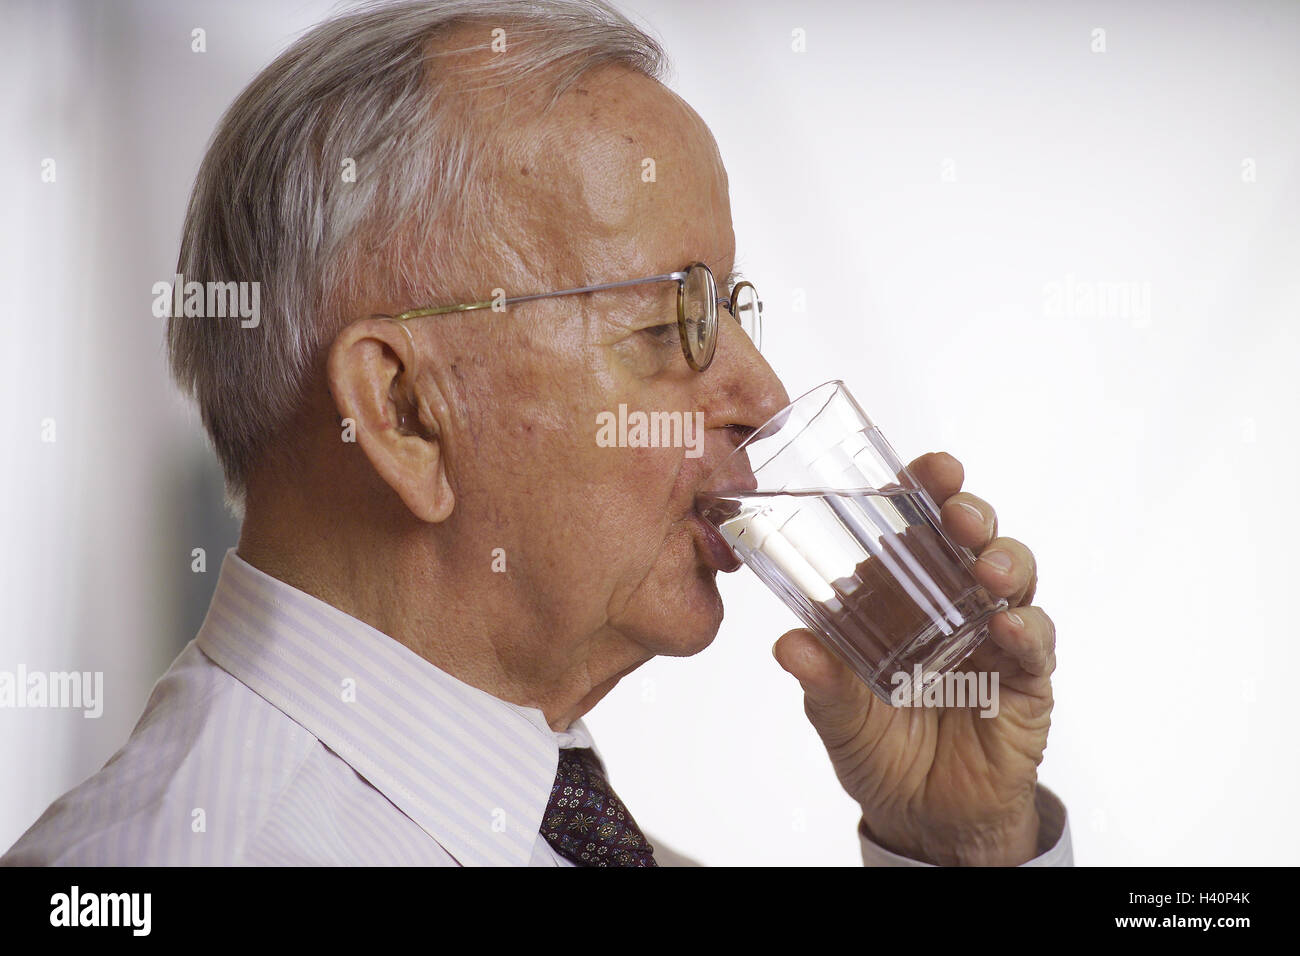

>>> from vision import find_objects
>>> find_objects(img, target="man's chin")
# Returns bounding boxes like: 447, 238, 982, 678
648, 565, 726, 658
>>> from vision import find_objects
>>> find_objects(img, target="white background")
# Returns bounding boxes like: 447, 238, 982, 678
2, 0, 1297, 865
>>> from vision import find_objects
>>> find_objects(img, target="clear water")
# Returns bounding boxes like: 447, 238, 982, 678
698, 488, 1003, 702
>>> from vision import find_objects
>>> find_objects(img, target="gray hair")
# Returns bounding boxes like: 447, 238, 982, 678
168, 0, 668, 515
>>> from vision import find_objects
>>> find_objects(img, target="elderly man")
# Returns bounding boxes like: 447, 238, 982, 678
3, 0, 1069, 866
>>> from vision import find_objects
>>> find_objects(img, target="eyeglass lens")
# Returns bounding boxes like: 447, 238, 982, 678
681, 263, 718, 370
679, 263, 763, 370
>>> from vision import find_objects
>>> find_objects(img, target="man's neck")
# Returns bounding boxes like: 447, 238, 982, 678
234, 507, 644, 733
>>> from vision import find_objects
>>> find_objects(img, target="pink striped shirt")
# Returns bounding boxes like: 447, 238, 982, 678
2, 549, 1071, 866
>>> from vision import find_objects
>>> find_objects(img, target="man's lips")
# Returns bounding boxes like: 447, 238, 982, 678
690, 510, 742, 573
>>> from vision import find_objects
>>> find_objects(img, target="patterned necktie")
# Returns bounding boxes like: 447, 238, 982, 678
540, 747, 658, 867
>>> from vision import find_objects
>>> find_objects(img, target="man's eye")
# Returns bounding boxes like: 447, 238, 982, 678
641, 323, 678, 344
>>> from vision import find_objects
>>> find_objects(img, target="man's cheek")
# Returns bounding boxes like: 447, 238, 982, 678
624, 442, 689, 493
595, 489, 681, 572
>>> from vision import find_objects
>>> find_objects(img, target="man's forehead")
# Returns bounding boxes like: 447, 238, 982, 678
522, 70, 718, 212
496, 65, 732, 284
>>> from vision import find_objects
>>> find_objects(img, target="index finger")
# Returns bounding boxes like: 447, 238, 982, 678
906, 451, 964, 503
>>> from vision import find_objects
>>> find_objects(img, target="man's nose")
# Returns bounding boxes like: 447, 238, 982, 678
701, 312, 790, 434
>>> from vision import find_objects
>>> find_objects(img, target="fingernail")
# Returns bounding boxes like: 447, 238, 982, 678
980, 550, 1013, 572
1006, 611, 1025, 629
957, 501, 985, 525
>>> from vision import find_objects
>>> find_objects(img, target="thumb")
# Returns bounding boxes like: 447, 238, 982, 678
773, 628, 874, 741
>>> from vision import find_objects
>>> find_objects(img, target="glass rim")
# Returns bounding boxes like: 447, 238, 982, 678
702, 379, 854, 493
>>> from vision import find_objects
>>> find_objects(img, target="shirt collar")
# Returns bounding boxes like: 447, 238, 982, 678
196, 548, 595, 866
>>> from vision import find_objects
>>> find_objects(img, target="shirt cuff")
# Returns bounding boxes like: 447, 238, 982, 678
857, 783, 1073, 867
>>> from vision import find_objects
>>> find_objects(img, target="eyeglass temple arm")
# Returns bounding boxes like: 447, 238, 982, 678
389, 272, 691, 320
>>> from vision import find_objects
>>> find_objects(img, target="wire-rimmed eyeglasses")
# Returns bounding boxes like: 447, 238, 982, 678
376, 262, 762, 372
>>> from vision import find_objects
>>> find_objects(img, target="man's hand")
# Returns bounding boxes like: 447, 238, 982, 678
773, 451, 1055, 866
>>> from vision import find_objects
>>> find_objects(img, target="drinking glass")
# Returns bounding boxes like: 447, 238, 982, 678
697, 381, 1006, 704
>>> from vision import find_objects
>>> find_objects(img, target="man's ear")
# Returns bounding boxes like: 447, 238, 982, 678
326, 318, 455, 523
